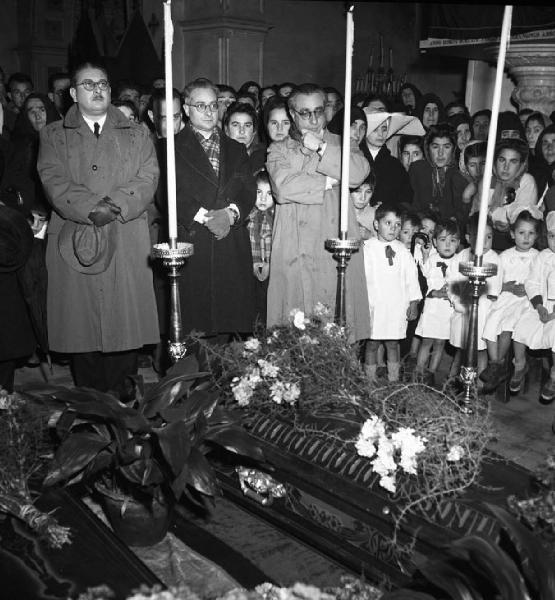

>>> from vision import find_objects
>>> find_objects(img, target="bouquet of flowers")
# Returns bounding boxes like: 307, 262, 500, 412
0, 388, 71, 548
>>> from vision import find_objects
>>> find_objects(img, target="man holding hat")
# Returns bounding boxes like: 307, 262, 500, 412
38, 61, 159, 395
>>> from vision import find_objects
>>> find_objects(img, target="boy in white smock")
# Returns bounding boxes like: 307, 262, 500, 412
363, 204, 421, 382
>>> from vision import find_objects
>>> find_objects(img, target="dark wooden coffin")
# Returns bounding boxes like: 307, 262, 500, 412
214, 407, 535, 587
0, 488, 160, 600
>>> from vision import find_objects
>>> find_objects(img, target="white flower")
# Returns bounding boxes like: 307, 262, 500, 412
391, 428, 427, 475
282, 382, 300, 404
269, 381, 300, 405
314, 302, 331, 318
246, 366, 262, 384
258, 359, 280, 378
231, 377, 254, 406
379, 474, 397, 493
372, 436, 397, 478
359, 415, 386, 444
355, 437, 376, 458
447, 445, 464, 462
244, 337, 261, 352
289, 309, 307, 330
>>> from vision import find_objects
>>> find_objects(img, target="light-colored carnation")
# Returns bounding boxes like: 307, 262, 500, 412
359, 415, 386, 444
258, 359, 280, 378
269, 380, 300, 405
446, 444, 464, 462
299, 334, 319, 345
391, 428, 427, 475
355, 437, 376, 458
293, 310, 307, 330
244, 337, 261, 352
379, 474, 397, 493
313, 302, 331, 318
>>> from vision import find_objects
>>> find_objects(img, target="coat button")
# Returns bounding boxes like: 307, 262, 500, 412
130, 191, 134, 195
92, 165, 98, 171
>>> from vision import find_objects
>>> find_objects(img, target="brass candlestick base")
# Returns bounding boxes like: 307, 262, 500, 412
458, 260, 498, 412
152, 242, 194, 363
325, 236, 361, 325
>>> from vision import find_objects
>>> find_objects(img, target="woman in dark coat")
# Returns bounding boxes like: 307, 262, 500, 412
531, 123, 555, 211
409, 122, 469, 228
0, 205, 35, 391
11, 93, 60, 215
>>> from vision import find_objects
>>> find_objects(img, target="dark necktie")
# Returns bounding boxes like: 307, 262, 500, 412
385, 245, 395, 266
437, 261, 448, 277
94, 122, 100, 139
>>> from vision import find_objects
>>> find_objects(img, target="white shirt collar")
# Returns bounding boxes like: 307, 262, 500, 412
82, 113, 107, 134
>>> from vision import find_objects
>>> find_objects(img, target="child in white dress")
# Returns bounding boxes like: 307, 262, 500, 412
480, 209, 541, 393
448, 213, 501, 379
415, 219, 461, 379
363, 204, 422, 382
513, 211, 555, 404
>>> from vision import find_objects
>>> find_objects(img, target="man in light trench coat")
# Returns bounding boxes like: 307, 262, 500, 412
266, 83, 371, 342
38, 61, 160, 395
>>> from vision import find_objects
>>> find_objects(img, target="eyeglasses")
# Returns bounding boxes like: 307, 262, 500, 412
187, 101, 218, 113
294, 107, 325, 120
77, 79, 110, 92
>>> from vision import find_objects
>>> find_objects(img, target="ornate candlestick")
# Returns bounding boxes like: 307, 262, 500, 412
325, 235, 361, 325
152, 242, 194, 362
458, 258, 497, 412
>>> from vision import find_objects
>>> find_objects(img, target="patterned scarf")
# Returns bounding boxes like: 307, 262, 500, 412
248, 207, 274, 262
193, 127, 220, 176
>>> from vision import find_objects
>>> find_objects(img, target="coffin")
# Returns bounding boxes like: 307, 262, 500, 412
214, 406, 535, 587
0, 488, 160, 600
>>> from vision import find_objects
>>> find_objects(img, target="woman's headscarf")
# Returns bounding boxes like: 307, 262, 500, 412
415, 93, 446, 128
532, 123, 555, 195
398, 83, 422, 115
327, 105, 367, 136
12, 93, 60, 140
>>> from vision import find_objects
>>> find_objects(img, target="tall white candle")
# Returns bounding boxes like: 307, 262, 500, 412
475, 5, 513, 258
163, 0, 178, 246
339, 5, 354, 236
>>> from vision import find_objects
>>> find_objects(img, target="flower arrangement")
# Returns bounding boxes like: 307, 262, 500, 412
198, 304, 493, 528
74, 576, 383, 600
0, 388, 71, 548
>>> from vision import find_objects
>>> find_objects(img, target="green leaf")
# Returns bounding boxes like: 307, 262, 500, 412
186, 447, 219, 497
44, 432, 111, 486
485, 503, 555, 599
155, 421, 191, 476
207, 406, 238, 427
448, 536, 529, 600
171, 464, 189, 500
119, 459, 164, 486
205, 426, 265, 462
142, 355, 209, 417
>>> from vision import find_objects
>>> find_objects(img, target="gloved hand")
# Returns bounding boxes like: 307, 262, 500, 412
205, 208, 231, 240
88, 197, 120, 227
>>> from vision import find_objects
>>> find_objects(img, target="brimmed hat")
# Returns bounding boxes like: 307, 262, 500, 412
0, 206, 34, 273
58, 221, 117, 274
363, 110, 425, 140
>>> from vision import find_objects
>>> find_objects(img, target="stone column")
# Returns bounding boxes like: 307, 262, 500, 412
486, 42, 555, 116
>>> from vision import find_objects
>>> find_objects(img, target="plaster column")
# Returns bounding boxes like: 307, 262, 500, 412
486, 42, 555, 116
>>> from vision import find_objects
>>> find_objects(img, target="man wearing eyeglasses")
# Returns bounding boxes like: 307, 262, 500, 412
266, 83, 371, 342
173, 77, 256, 340
38, 61, 160, 395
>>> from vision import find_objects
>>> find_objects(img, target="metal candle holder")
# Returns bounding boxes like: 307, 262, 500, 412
152, 242, 194, 363
458, 258, 498, 412
325, 235, 361, 325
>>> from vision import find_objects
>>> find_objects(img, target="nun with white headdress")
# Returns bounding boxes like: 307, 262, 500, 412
360, 110, 425, 209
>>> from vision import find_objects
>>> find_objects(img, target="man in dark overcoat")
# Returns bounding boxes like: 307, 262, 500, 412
173, 78, 256, 338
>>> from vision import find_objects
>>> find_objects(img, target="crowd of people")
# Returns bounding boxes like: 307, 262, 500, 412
2, 61, 555, 405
